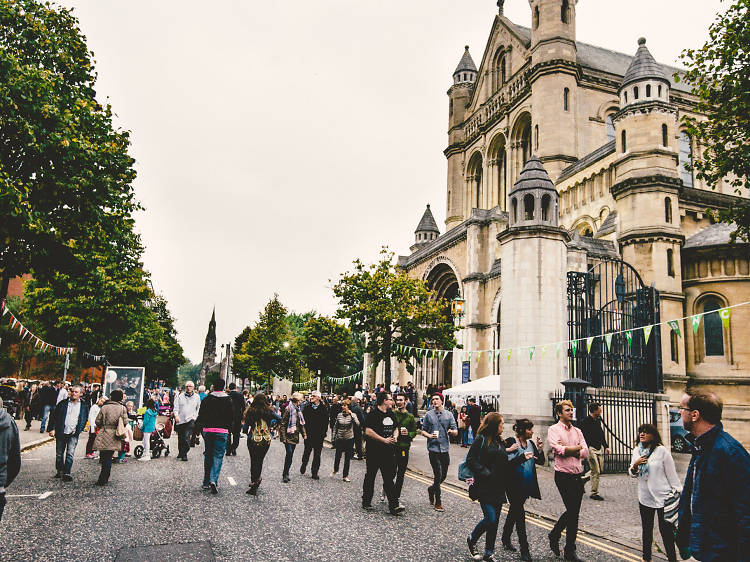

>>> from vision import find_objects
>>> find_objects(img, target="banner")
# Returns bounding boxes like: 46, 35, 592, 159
104, 366, 145, 409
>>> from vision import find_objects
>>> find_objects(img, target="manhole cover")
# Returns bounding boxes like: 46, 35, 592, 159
114, 541, 215, 561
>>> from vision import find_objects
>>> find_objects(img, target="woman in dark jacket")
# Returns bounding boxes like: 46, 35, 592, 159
466, 412, 527, 562
500, 418, 546, 561
243, 393, 281, 495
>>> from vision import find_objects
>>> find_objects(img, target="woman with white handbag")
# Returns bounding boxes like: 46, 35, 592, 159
629, 423, 680, 562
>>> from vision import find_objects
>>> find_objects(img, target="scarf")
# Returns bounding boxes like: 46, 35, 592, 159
287, 403, 305, 434
637, 442, 652, 478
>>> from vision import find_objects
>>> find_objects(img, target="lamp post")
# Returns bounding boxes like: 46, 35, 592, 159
451, 290, 466, 388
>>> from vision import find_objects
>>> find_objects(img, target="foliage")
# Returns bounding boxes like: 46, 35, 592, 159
332, 248, 457, 386
0, 0, 142, 290
299, 315, 356, 378
177, 361, 202, 386
676, 0, 750, 241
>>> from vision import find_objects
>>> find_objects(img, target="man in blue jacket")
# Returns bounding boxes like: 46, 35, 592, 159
49, 385, 89, 481
676, 391, 750, 561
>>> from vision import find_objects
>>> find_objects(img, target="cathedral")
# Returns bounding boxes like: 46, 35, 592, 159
368, 0, 750, 444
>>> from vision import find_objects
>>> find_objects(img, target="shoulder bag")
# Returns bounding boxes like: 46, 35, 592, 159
115, 408, 127, 440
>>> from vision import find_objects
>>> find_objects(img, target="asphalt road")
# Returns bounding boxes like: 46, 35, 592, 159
2, 435, 644, 561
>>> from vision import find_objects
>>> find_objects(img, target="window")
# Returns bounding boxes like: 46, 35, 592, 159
605, 115, 615, 142
563, 88, 569, 111
667, 249, 675, 277
670, 330, 679, 363
658, 85, 662, 98
624, 91, 628, 104
634, 86, 639, 100
621, 130, 627, 152
703, 298, 725, 356
501, 57, 506, 84
523, 194, 534, 220
533, 6, 539, 29
534, 125, 539, 150
463, 73, 467, 81
449, 99, 453, 117
679, 132, 694, 187
512, 197, 517, 222
646, 84, 651, 97
561, 0, 569, 23
665, 197, 672, 223
662, 124, 668, 147
541, 194, 551, 221
475, 170, 482, 208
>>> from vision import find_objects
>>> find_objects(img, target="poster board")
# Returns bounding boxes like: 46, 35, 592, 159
103, 366, 145, 409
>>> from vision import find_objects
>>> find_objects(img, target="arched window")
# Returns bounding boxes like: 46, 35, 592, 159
634, 86, 639, 100
679, 132, 694, 187
563, 88, 569, 111
703, 298, 725, 356
670, 330, 679, 363
512, 197, 517, 223
561, 0, 570, 23
523, 194, 534, 220
541, 194, 551, 221
475, 169, 482, 208
621, 130, 627, 152
605, 115, 615, 142
624, 91, 628, 104
658, 85, 663, 98
667, 249, 675, 277
533, 6, 539, 29
501, 56, 506, 84
534, 125, 539, 150
662, 124, 668, 147
646, 84, 651, 97
665, 197, 672, 223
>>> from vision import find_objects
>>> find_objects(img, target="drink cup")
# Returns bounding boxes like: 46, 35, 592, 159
433, 430, 439, 439
400, 427, 407, 435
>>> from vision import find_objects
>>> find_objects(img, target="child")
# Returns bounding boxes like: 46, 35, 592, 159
140, 399, 158, 461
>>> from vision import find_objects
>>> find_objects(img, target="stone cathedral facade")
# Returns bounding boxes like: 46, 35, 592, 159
368, 0, 750, 441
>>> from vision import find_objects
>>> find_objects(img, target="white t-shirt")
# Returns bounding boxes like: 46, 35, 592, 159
629, 444, 682, 508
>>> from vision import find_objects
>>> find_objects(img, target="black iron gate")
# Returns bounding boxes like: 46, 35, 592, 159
567, 259, 662, 392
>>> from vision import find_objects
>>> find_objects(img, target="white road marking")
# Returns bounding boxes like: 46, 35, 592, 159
38, 491, 53, 499
227, 476, 237, 486
6, 491, 53, 499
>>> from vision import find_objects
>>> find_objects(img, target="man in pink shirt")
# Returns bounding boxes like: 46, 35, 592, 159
547, 399, 589, 562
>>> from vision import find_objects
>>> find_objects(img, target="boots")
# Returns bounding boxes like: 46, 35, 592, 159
246, 477, 262, 495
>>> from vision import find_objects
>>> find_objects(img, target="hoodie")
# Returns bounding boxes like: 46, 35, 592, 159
0, 407, 21, 490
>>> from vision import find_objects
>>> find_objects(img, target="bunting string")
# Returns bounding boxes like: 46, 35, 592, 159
1, 301, 73, 356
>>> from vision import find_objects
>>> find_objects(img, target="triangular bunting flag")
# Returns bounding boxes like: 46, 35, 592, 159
570, 340, 578, 357
443, 350, 450, 360
719, 308, 731, 330
541, 346, 547, 358
529, 346, 535, 360
690, 315, 701, 335
643, 325, 653, 345
604, 333, 613, 351
494, 349, 501, 359
506, 349, 512, 361
625, 330, 633, 350
476, 351, 482, 362
467, 351, 472, 362
668, 320, 681, 338
586, 336, 595, 353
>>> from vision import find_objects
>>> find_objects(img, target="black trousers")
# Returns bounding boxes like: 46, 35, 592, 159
98, 451, 115, 484
502, 489, 530, 552
550, 471, 584, 554
388, 448, 410, 500
333, 438, 354, 477
301, 439, 323, 476
639, 503, 677, 562
353, 424, 364, 458
248, 442, 270, 484
362, 449, 397, 509
428, 451, 450, 502
227, 423, 241, 454
175, 421, 195, 459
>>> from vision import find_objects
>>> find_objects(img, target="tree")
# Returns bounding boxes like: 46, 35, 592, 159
677, 0, 750, 242
333, 249, 457, 387
178, 361, 202, 386
0, 0, 142, 299
299, 315, 356, 378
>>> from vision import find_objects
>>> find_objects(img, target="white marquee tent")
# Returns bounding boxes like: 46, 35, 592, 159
442, 375, 502, 407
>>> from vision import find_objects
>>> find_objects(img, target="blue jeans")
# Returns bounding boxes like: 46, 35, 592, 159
461, 428, 470, 446
55, 433, 79, 475
202, 431, 227, 486
40, 404, 53, 432
470, 502, 501, 555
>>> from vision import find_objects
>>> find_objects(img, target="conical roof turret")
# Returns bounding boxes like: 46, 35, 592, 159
415, 204, 440, 234
510, 155, 556, 194
454, 46, 477, 74
621, 38, 669, 89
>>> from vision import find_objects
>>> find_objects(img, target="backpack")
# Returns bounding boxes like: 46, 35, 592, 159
251, 417, 272, 444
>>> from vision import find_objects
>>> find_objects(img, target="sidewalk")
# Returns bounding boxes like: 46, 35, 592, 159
405, 436, 690, 559
16, 418, 55, 451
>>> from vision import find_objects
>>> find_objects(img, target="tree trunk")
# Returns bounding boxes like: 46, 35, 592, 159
0, 275, 9, 304
383, 330, 392, 389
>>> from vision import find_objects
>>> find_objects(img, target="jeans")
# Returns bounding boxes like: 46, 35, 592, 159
142, 432, 152, 459
98, 450, 114, 483
333, 438, 353, 477
362, 449, 397, 510
282, 442, 296, 478
470, 502, 501, 555
502, 489, 530, 552
390, 448, 410, 500
0, 492, 5, 522
551, 471, 584, 554
55, 433, 79, 475
639, 503, 677, 562
40, 404, 53, 432
301, 438, 323, 476
428, 451, 450, 503
202, 431, 228, 486
460, 428, 470, 446
176, 420, 195, 459
588, 446, 604, 494
248, 442, 270, 483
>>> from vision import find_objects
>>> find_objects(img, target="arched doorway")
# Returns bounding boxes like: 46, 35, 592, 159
423, 262, 461, 389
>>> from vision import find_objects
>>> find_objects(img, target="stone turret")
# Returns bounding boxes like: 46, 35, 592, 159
508, 155, 559, 228
452, 45, 477, 85
411, 204, 440, 253
619, 38, 671, 108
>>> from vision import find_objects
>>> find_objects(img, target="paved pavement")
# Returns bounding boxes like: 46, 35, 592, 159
2, 431, 647, 562
17, 418, 55, 449
405, 435, 691, 561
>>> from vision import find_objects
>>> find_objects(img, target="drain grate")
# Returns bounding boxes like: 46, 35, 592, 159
114, 541, 215, 561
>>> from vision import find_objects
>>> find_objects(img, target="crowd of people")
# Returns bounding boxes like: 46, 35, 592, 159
0, 376, 748, 562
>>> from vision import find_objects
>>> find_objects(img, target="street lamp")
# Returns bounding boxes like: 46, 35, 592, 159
451, 291, 465, 318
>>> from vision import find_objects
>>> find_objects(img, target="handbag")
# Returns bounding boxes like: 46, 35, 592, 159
115, 414, 127, 440
663, 488, 681, 525
458, 435, 483, 481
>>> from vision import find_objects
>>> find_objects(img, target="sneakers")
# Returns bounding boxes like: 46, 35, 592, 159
483, 555, 498, 562
330, 471, 338, 477
311, 474, 319, 480
85, 453, 96, 459
590, 493, 604, 501
282, 476, 290, 483
434, 503, 444, 512
139, 457, 150, 462
202, 484, 211, 490
520, 551, 532, 562
62, 474, 73, 482
342, 476, 351, 482
209, 482, 218, 495
54, 472, 61, 479
362, 503, 373, 511
388, 505, 405, 516
467, 536, 481, 560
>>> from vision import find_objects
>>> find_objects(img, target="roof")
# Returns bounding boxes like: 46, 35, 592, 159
454, 45, 477, 74
415, 204, 440, 234
683, 223, 744, 249
508, 22, 690, 93
567, 233, 619, 258
596, 211, 618, 237
557, 140, 616, 184
621, 38, 670, 88
510, 155, 556, 193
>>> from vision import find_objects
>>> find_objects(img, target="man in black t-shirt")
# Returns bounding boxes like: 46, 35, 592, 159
361, 391, 403, 515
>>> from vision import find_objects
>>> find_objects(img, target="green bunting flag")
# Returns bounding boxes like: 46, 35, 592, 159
720, 308, 731, 330
494, 349, 501, 359
604, 333, 613, 351
541, 346, 547, 358
625, 330, 633, 350
529, 346, 535, 360
506, 349, 512, 361
668, 320, 681, 338
586, 336, 595, 353
443, 350, 450, 360
643, 325, 653, 345
467, 351, 472, 362
571, 340, 578, 357
476, 351, 482, 362
691, 315, 701, 335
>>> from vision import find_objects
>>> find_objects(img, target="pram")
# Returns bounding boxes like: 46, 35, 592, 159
133, 415, 171, 459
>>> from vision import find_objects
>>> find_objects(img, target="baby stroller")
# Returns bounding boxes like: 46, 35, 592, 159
133, 418, 171, 459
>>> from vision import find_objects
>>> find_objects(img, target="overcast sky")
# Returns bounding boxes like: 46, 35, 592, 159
59, 0, 724, 363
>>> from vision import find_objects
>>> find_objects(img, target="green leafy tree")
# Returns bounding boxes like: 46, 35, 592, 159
333, 249, 457, 387
299, 315, 356, 378
178, 361, 202, 386
676, 0, 750, 241
0, 0, 142, 298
